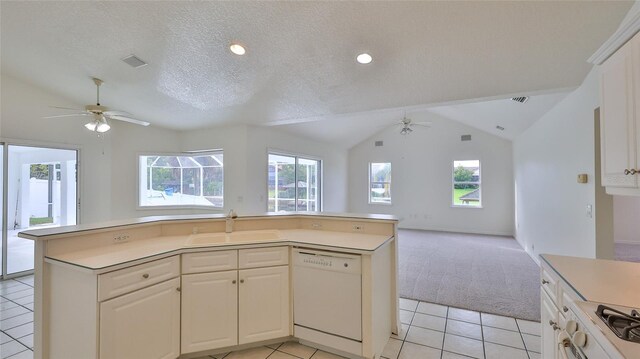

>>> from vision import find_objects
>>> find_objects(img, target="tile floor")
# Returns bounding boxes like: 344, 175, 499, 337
0, 275, 34, 359
0, 277, 541, 359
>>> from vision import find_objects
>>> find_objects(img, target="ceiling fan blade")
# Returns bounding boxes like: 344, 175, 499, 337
50, 105, 85, 111
42, 113, 90, 119
104, 110, 133, 117
412, 122, 432, 127
107, 115, 150, 126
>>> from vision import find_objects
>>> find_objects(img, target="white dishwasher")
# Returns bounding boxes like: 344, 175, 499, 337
293, 248, 362, 351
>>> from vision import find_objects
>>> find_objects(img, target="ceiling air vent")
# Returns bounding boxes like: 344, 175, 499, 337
374, 140, 384, 147
121, 54, 148, 68
511, 96, 529, 104
461, 135, 472, 141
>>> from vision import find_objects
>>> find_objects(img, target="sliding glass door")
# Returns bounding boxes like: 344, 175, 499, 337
268, 153, 321, 212
1, 144, 78, 277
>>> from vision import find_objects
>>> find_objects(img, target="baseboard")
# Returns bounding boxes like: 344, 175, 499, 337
398, 224, 514, 238
512, 234, 541, 267
615, 240, 640, 245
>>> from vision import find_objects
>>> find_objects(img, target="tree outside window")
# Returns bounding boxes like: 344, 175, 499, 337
453, 160, 481, 207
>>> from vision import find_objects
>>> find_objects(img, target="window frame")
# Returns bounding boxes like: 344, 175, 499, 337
368, 162, 392, 205
451, 159, 482, 209
137, 150, 224, 210
267, 150, 322, 213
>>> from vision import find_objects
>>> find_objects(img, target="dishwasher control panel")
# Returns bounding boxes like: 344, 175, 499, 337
293, 248, 361, 275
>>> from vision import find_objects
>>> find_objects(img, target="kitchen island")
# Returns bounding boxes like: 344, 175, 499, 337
19, 212, 399, 359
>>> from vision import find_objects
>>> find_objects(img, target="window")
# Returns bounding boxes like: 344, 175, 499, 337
452, 160, 481, 207
139, 151, 223, 208
268, 153, 321, 212
369, 162, 391, 204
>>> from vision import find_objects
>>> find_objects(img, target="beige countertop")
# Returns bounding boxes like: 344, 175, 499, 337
18, 212, 398, 240
541, 254, 640, 308
46, 229, 394, 272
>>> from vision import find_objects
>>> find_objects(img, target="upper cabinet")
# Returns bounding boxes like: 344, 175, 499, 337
600, 31, 640, 195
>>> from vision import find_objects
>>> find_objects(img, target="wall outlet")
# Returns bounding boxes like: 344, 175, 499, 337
113, 234, 131, 244
352, 224, 364, 232
311, 222, 322, 229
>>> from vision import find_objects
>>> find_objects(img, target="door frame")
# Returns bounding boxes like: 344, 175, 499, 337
0, 138, 81, 279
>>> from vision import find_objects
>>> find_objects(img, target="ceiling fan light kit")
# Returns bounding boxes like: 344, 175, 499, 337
85, 114, 110, 133
396, 114, 431, 135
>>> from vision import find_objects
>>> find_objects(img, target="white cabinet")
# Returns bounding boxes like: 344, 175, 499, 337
99, 277, 181, 359
181, 271, 238, 354
601, 31, 640, 194
180, 247, 290, 354
541, 290, 559, 359
238, 266, 290, 344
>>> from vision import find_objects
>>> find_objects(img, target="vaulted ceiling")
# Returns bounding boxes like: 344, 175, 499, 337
0, 1, 632, 144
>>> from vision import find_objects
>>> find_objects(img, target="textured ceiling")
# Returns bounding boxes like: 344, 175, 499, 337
0, 1, 632, 135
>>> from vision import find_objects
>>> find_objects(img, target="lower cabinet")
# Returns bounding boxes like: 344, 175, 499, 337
541, 289, 559, 359
180, 262, 290, 354
99, 277, 181, 359
181, 271, 238, 354
239, 266, 290, 344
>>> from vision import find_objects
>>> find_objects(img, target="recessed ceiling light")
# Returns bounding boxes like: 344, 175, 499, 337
356, 53, 373, 64
229, 43, 246, 56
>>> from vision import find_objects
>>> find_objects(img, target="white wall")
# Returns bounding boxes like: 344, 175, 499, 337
513, 68, 612, 260
348, 111, 514, 236
613, 196, 640, 244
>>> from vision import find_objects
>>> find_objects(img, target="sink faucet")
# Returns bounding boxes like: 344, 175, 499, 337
225, 210, 238, 233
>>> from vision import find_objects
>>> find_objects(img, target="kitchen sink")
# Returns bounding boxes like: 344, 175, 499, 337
187, 230, 282, 245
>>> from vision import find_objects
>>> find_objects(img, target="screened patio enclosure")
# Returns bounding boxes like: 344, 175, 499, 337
139, 152, 224, 208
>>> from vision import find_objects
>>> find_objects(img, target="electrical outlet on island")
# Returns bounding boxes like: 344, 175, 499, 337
352, 224, 364, 232
113, 234, 131, 244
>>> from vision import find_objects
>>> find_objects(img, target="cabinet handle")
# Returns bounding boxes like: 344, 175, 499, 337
625, 169, 631, 175
240, 279, 245, 284
541, 279, 549, 285
232, 280, 237, 284
631, 169, 638, 175
176, 287, 181, 292
142, 273, 149, 279
549, 320, 557, 327
563, 306, 569, 313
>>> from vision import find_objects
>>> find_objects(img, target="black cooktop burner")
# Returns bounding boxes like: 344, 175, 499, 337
596, 305, 640, 344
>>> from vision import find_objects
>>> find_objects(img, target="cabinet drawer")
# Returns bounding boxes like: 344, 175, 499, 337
182, 250, 238, 274
558, 285, 576, 318
540, 268, 557, 303
99, 256, 180, 301
239, 246, 289, 269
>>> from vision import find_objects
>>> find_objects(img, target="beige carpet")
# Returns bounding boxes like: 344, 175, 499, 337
615, 243, 640, 262
398, 229, 540, 321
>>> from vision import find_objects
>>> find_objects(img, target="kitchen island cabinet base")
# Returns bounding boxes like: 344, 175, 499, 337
27, 214, 399, 359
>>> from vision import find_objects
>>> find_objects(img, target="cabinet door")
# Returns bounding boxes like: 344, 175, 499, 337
238, 266, 290, 344
600, 36, 637, 188
100, 278, 180, 359
181, 271, 238, 354
541, 290, 559, 359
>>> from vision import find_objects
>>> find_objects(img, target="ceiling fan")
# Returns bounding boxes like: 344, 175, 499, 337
395, 115, 431, 135
43, 77, 150, 133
